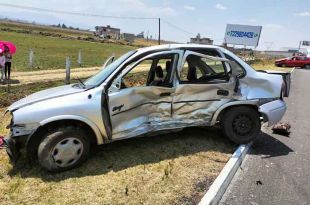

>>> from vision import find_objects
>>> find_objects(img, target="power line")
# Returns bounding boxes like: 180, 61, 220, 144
0, 3, 158, 20
161, 19, 193, 36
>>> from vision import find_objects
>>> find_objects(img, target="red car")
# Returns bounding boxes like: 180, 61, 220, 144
275, 56, 310, 69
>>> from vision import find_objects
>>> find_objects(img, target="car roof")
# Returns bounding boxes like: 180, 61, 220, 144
136, 44, 222, 53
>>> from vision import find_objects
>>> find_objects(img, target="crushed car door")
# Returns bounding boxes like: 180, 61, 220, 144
108, 50, 183, 140
173, 50, 236, 125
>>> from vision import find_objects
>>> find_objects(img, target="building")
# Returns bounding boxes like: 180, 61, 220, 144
94, 25, 121, 40
190, 33, 213, 45
136, 31, 144, 39
122, 33, 135, 43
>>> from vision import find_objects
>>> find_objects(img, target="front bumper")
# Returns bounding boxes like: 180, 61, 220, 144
0, 136, 20, 163
259, 99, 287, 126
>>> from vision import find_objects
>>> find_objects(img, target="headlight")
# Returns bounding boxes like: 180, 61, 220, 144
11, 123, 40, 137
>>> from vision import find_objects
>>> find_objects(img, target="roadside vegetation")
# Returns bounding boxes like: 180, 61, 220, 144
0, 21, 136, 71
248, 58, 293, 71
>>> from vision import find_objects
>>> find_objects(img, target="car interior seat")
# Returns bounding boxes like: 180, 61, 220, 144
187, 67, 197, 82
163, 61, 172, 85
150, 66, 164, 86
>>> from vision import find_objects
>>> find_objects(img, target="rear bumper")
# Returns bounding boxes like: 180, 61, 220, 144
259, 100, 287, 126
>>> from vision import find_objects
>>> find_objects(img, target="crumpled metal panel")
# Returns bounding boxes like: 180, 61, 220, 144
108, 61, 285, 140
172, 83, 234, 122
239, 71, 283, 100
109, 86, 174, 139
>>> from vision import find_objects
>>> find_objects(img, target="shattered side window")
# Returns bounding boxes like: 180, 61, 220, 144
224, 54, 246, 78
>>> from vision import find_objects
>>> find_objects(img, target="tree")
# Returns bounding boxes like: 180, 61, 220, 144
62, 24, 67, 28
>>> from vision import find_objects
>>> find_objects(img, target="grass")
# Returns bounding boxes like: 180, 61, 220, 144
248, 58, 293, 71
0, 20, 93, 38
0, 30, 136, 71
0, 80, 235, 204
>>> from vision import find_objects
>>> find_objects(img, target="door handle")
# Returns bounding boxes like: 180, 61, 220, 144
217, 89, 229, 96
159, 92, 171, 97
112, 104, 124, 112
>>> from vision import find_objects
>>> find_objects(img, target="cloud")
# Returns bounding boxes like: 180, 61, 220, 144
183, 5, 195, 11
264, 24, 283, 29
248, 19, 257, 23
294, 11, 310, 17
102, 0, 178, 17
215, 3, 227, 10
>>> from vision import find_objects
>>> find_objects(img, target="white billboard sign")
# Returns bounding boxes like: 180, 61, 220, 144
224, 24, 262, 47
302, 41, 310, 46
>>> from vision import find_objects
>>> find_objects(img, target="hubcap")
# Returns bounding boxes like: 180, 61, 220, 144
51, 137, 83, 168
232, 114, 253, 136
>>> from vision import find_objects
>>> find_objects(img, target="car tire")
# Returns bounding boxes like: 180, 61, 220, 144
304, 64, 310, 69
281, 64, 286, 67
221, 106, 261, 144
37, 126, 90, 172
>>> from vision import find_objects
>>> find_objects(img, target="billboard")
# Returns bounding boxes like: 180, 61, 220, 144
302, 41, 310, 46
224, 24, 262, 47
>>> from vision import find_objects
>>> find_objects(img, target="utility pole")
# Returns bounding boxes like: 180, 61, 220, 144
158, 18, 161, 45
298, 41, 302, 53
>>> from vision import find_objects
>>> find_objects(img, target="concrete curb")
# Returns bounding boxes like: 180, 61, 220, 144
198, 142, 252, 205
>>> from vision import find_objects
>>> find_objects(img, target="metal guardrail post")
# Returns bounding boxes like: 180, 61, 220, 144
65, 56, 71, 84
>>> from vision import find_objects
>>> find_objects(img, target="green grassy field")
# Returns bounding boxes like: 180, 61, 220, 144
0, 30, 136, 71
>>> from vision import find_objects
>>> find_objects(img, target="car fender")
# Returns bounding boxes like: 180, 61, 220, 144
40, 115, 105, 144
210, 100, 259, 125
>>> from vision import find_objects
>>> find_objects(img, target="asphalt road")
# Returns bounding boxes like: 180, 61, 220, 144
220, 69, 310, 205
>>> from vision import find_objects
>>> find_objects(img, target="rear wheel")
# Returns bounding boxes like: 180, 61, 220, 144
304, 64, 310, 69
221, 107, 261, 144
281, 64, 286, 67
37, 126, 90, 172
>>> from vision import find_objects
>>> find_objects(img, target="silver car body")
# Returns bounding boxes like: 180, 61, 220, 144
7, 44, 289, 145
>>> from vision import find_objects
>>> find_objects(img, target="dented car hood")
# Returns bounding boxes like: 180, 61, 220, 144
8, 84, 86, 111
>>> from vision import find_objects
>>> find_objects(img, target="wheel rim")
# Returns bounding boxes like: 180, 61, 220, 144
232, 114, 253, 136
51, 137, 84, 168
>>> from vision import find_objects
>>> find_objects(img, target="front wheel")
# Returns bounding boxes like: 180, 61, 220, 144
221, 107, 261, 144
304, 64, 310, 69
37, 126, 90, 172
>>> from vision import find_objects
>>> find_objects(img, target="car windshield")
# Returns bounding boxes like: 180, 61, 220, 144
84, 50, 136, 86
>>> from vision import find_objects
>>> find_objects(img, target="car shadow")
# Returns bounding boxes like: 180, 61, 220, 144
250, 130, 294, 158
8, 127, 236, 181
0, 79, 20, 85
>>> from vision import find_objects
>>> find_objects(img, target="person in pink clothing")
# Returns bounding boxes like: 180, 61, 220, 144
4, 46, 12, 80
0, 49, 5, 83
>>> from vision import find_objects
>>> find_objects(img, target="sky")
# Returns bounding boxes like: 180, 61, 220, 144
0, 0, 309, 50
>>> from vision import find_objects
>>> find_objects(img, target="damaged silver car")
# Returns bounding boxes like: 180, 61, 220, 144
2, 44, 290, 172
